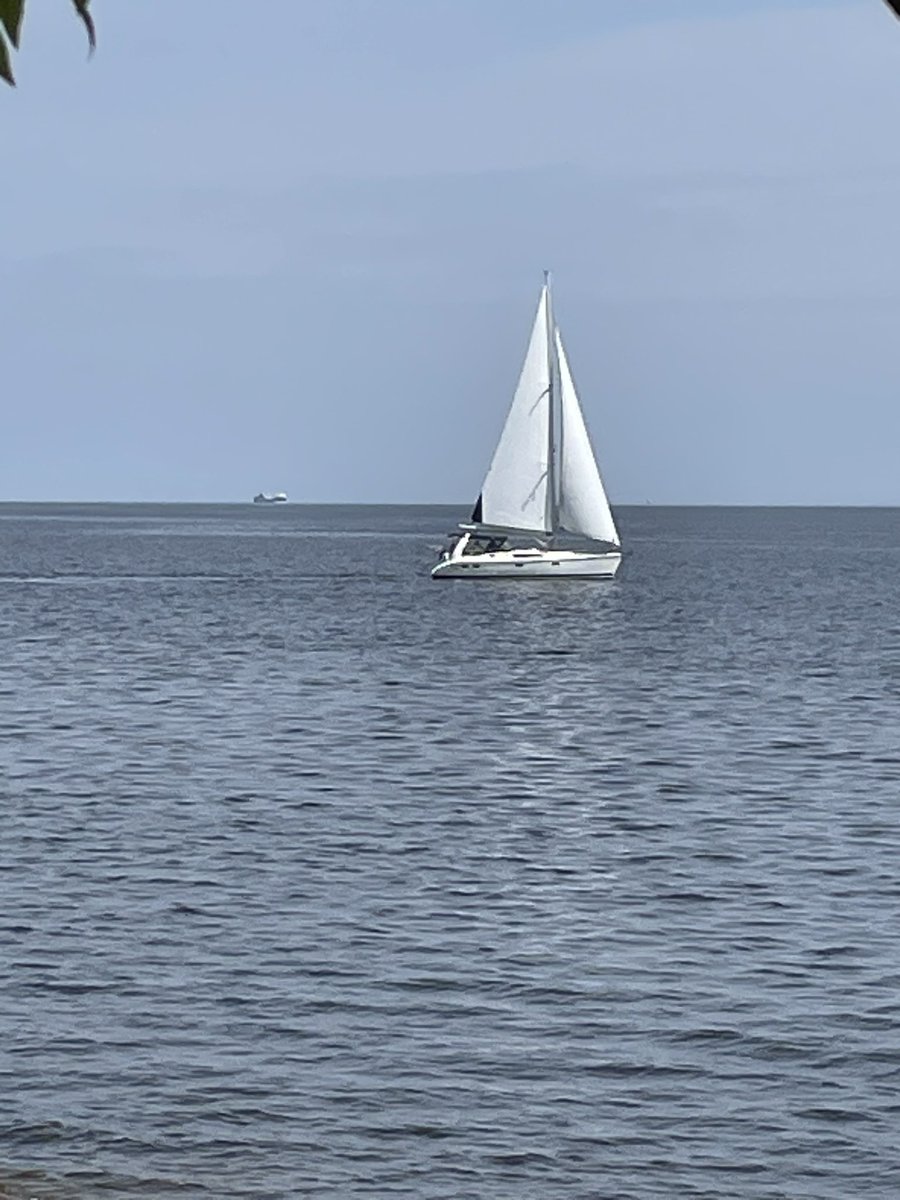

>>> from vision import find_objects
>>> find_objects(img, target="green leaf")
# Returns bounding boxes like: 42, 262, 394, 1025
0, 29, 13, 85
0, 0, 24, 49
72, 0, 95, 54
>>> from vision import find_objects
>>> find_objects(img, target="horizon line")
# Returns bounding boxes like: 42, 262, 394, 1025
2, 500, 900, 510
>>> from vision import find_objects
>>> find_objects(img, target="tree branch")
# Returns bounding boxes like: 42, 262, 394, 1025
1, 0, 95, 86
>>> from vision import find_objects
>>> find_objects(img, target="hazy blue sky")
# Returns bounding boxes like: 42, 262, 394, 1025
3, 0, 900, 503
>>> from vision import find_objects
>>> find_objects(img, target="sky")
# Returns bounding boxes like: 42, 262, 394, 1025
2, 0, 900, 504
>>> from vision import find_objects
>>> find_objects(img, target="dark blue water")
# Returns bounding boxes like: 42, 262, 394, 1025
2, 503, 900, 1199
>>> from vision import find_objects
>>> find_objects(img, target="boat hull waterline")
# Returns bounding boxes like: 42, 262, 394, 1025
432, 548, 622, 579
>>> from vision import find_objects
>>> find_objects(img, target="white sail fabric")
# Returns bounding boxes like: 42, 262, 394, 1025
475, 288, 551, 533
555, 329, 620, 546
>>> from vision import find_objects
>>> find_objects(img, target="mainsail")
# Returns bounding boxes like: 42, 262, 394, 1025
555, 329, 620, 547
471, 288, 552, 534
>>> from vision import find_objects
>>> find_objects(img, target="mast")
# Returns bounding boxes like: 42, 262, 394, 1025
544, 269, 559, 534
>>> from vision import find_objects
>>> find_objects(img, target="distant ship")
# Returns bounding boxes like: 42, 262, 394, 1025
253, 492, 288, 504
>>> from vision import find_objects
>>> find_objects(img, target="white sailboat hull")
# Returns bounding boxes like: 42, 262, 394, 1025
432, 547, 622, 579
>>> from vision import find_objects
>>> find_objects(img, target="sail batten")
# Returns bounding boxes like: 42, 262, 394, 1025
473, 288, 552, 534
555, 329, 620, 547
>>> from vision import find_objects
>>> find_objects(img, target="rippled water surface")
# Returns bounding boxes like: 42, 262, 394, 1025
2, 502, 900, 1199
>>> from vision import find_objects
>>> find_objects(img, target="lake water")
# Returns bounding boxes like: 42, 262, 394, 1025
2, 503, 900, 1199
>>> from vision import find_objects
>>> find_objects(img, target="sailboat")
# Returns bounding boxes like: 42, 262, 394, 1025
432, 274, 622, 579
